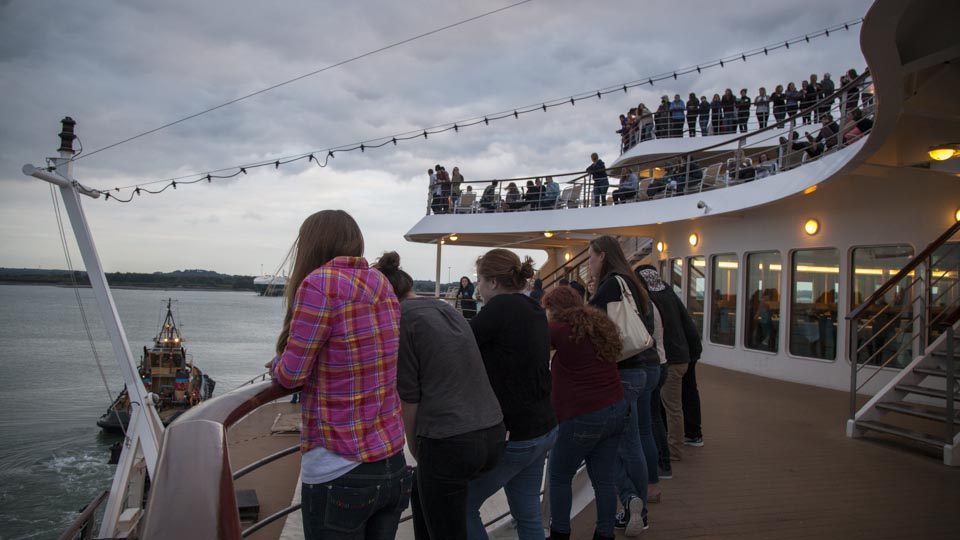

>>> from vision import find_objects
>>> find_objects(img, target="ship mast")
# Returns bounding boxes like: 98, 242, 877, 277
22, 118, 164, 538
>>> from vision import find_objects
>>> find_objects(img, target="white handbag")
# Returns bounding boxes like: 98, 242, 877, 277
607, 276, 655, 361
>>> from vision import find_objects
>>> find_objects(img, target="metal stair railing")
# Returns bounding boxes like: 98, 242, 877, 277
845, 220, 960, 464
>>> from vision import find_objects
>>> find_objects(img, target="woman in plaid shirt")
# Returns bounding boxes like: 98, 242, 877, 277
271, 210, 411, 540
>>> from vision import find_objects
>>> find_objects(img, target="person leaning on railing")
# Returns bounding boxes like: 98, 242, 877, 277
270, 209, 411, 540
376, 251, 505, 540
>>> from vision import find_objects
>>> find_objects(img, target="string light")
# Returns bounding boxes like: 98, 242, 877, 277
93, 18, 863, 203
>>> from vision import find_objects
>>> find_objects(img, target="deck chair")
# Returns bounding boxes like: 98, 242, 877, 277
557, 187, 573, 209
700, 163, 723, 190
567, 184, 583, 208
637, 178, 653, 200
454, 191, 476, 213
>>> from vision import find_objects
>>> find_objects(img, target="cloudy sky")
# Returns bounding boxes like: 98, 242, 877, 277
0, 0, 872, 282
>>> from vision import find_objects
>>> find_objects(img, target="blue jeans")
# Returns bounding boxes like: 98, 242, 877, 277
466, 426, 558, 540
593, 183, 609, 206
616, 369, 649, 507
548, 400, 626, 537
301, 452, 412, 540
637, 365, 661, 485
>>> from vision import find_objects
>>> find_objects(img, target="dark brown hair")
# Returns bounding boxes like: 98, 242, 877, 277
476, 248, 535, 291
374, 251, 413, 300
589, 235, 649, 314
542, 286, 622, 363
275, 210, 364, 356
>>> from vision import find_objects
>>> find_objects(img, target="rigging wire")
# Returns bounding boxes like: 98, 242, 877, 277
72, 0, 534, 163
49, 184, 128, 440
88, 17, 863, 203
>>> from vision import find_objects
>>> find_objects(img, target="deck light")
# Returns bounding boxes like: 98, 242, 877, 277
804, 219, 820, 235
928, 144, 959, 161
656, 241, 665, 252
449, 234, 458, 242
688, 233, 699, 247
543, 231, 554, 238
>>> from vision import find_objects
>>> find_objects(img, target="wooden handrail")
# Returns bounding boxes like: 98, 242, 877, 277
58, 490, 109, 540
847, 220, 960, 321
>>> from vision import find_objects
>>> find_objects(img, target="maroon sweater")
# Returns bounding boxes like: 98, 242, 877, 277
549, 321, 624, 422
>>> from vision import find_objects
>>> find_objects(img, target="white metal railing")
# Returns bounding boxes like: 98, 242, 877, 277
425, 71, 873, 214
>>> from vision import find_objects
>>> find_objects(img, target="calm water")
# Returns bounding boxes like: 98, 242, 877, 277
0, 285, 284, 540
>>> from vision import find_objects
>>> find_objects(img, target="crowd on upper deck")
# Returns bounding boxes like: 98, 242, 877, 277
271, 209, 705, 539
617, 68, 871, 152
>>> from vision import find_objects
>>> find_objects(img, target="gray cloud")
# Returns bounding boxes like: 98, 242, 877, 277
1, 0, 872, 279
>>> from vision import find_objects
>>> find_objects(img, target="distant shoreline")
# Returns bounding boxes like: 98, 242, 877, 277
0, 281, 259, 293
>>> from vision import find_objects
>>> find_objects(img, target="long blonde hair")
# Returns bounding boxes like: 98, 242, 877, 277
275, 210, 364, 356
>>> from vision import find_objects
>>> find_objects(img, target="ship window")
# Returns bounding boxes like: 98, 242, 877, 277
710, 254, 738, 346
670, 258, 683, 297
745, 251, 782, 353
929, 242, 959, 344
850, 245, 914, 368
790, 248, 839, 360
687, 256, 705, 336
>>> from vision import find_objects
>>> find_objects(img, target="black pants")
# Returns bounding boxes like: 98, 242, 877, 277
682, 361, 702, 439
412, 423, 506, 540
652, 364, 671, 469
612, 188, 637, 204
756, 111, 768, 129
687, 117, 697, 137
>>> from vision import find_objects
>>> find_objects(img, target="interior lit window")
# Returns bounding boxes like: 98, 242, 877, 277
745, 251, 782, 353
790, 249, 839, 360
687, 256, 705, 336
850, 245, 914, 368
710, 254, 738, 346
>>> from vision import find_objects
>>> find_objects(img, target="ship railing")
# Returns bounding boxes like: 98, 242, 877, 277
59, 490, 110, 540
424, 71, 873, 214
618, 75, 872, 153
846, 220, 960, 421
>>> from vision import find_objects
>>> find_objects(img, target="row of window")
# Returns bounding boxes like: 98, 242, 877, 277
656, 244, 960, 365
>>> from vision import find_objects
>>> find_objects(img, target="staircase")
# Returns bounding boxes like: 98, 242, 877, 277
846, 221, 960, 465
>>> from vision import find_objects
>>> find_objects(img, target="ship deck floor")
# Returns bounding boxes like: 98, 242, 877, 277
582, 363, 960, 540
229, 364, 960, 540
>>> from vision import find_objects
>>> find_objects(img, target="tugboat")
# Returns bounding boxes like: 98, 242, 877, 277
97, 299, 214, 433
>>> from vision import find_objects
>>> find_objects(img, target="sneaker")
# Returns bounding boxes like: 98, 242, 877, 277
658, 467, 673, 479
684, 436, 704, 447
614, 510, 628, 530
625, 496, 647, 536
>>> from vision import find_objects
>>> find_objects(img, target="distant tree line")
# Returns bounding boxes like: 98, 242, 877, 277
0, 268, 255, 291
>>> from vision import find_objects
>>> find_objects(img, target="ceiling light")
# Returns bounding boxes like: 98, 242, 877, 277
928, 144, 959, 161
448, 234, 458, 241
543, 231, 554, 238
803, 185, 818, 195
804, 219, 820, 235
688, 233, 699, 247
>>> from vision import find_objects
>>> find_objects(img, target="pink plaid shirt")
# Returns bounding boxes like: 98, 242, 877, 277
273, 256, 404, 463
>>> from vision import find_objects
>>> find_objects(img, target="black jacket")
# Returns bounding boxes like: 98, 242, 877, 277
589, 273, 659, 369
648, 288, 702, 365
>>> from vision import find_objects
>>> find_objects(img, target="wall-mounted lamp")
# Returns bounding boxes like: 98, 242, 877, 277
804, 219, 820, 235
656, 241, 665, 252
928, 144, 959, 161
688, 233, 699, 247
955, 208, 960, 222
564, 252, 572, 261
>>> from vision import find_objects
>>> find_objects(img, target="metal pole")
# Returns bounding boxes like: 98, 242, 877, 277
435, 238, 442, 297
24, 118, 163, 538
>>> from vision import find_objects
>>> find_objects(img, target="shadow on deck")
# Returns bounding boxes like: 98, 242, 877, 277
572, 364, 960, 540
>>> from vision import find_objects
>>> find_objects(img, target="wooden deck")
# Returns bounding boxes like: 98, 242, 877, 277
566, 363, 960, 540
